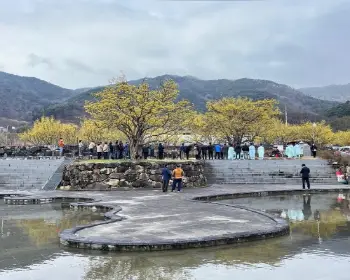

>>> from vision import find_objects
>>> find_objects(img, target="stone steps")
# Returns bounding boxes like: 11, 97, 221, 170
205, 159, 336, 185
0, 159, 64, 190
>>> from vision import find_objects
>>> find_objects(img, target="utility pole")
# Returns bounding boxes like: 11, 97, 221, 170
285, 105, 288, 126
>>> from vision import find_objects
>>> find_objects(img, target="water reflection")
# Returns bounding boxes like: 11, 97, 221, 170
0, 200, 104, 271
1, 193, 350, 280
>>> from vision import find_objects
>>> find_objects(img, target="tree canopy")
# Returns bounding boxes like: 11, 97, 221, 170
19, 116, 78, 145
203, 97, 280, 143
84, 78, 193, 158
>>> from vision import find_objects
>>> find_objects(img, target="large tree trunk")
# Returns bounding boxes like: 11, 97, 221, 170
129, 135, 143, 160
129, 139, 138, 160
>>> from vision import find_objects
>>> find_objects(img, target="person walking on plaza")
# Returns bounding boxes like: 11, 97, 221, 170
78, 140, 84, 157
294, 142, 301, 158
300, 164, 311, 190
88, 141, 95, 159
124, 142, 130, 158
201, 144, 208, 160
249, 143, 256, 160
161, 164, 172, 192
142, 144, 149, 159
118, 141, 124, 159
258, 144, 265, 160
96, 142, 103, 159
242, 143, 249, 159
194, 144, 201, 160
310, 143, 317, 158
103, 142, 109, 159
215, 143, 221, 159
158, 143, 164, 159
172, 164, 184, 192
185, 145, 192, 160
58, 138, 64, 157
222, 143, 228, 160
228, 144, 235, 160
235, 143, 242, 160
179, 143, 185, 159
208, 142, 214, 160
109, 142, 114, 159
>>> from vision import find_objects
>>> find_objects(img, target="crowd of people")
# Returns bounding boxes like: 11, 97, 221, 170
58, 138, 319, 161
79, 140, 130, 159
190, 143, 266, 160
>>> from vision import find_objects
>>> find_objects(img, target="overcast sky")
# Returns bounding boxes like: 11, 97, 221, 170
0, 0, 349, 89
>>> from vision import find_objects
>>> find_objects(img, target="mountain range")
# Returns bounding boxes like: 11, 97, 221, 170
299, 84, 350, 102
0, 71, 349, 128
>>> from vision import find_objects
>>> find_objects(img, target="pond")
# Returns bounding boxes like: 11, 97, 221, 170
1, 193, 350, 280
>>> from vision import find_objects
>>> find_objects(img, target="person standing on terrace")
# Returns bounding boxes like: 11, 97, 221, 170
58, 138, 64, 157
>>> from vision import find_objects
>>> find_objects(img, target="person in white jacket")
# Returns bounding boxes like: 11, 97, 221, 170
96, 143, 103, 159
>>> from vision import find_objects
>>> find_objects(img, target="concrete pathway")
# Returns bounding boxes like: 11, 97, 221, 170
2, 183, 350, 252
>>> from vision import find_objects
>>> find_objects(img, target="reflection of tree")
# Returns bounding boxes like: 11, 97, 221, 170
84, 256, 192, 280
84, 237, 290, 280
290, 210, 347, 238
213, 238, 289, 265
16, 210, 103, 246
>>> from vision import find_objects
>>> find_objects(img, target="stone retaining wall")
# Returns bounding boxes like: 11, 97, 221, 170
61, 160, 206, 190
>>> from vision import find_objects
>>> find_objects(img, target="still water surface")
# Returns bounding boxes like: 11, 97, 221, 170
1, 193, 350, 280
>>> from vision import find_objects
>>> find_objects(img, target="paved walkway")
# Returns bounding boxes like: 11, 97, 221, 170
2, 183, 350, 251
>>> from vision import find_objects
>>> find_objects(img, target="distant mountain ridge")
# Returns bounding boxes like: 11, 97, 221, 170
39, 74, 339, 123
299, 84, 350, 102
0, 71, 344, 125
0, 71, 76, 121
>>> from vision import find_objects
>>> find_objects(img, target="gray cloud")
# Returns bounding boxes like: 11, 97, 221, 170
27, 53, 53, 68
0, 0, 349, 88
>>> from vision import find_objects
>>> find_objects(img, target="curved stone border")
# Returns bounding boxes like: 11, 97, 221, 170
192, 187, 350, 202
3, 196, 94, 205
59, 198, 289, 251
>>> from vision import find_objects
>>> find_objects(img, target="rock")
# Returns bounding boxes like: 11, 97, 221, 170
134, 165, 144, 173
109, 173, 120, 179
149, 175, 162, 182
86, 182, 110, 190
78, 165, 86, 171
93, 169, 100, 174
106, 179, 120, 187
154, 182, 162, 189
132, 180, 142, 188
139, 173, 149, 181
124, 169, 138, 181
119, 179, 132, 188
100, 168, 107, 174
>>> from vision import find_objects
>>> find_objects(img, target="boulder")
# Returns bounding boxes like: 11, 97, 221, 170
106, 179, 120, 187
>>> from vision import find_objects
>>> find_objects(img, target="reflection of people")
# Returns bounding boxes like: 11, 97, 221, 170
314, 210, 321, 221
302, 195, 312, 220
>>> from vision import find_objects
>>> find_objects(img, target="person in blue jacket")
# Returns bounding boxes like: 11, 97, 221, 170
215, 144, 222, 159
161, 164, 172, 192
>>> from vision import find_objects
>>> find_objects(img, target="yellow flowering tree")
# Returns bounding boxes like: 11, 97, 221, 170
205, 97, 280, 143
78, 119, 125, 143
296, 121, 334, 146
333, 130, 350, 146
84, 78, 194, 158
19, 116, 78, 145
